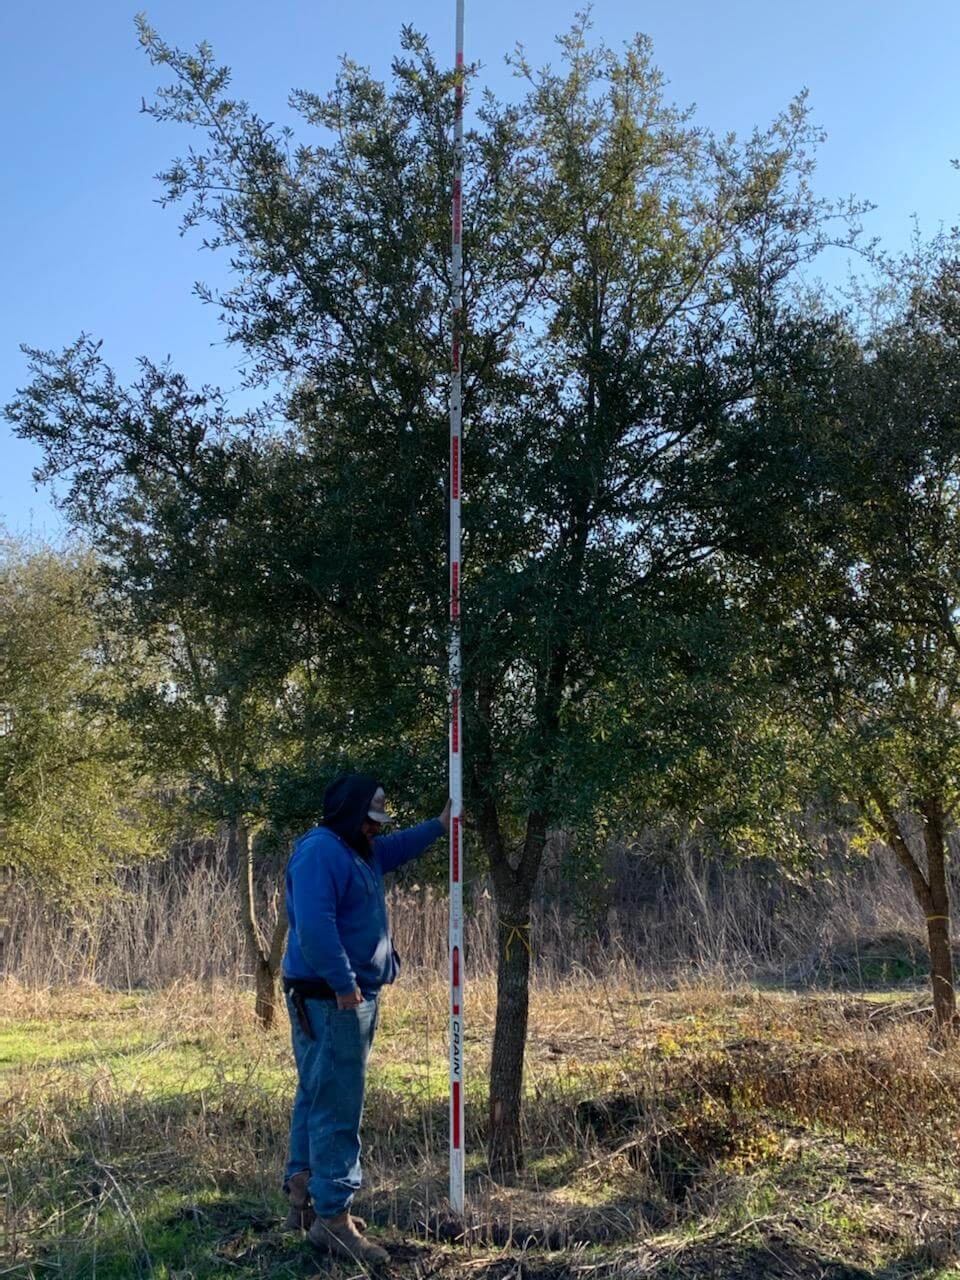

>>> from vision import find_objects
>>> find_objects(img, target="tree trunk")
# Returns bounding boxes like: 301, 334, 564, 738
484, 809, 547, 1181
870, 788, 958, 1039
488, 898, 532, 1181
926, 912, 956, 1035
235, 819, 289, 1031
473, 672, 554, 1180
254, 895, 288, 1030
921, 797, 957, 1037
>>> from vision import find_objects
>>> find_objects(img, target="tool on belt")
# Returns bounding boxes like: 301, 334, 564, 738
283, 976, 338, 1042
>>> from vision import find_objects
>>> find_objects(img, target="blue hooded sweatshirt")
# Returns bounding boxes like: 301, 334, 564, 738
283, 773, 444, 996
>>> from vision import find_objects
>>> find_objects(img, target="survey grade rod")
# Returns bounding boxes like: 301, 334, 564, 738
448, 0, 466, 1217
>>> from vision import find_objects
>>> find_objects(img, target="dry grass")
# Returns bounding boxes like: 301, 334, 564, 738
4, 830, 958, 993
3, 973, 960, 1278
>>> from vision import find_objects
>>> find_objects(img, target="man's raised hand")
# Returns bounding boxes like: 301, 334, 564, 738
439, 798, 453, 834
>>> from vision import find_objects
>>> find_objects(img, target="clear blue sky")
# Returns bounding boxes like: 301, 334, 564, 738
2, 0, 958, 537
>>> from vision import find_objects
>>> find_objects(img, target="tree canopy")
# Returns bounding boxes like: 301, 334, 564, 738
0, 540, 154, 897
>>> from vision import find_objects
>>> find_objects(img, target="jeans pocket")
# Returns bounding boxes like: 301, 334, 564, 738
334, 997, 375, 1020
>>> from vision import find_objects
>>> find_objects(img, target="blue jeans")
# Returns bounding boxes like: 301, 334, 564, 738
284, 993, 380, 1217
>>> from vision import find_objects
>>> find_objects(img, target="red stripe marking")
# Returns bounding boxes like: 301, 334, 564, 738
452, 817, 460, 881
451, 561, 460, 619
453, 1082, 461, 1148
451, 690, 460, 752
451, 435, 460, 499
456, 51, 464, 67
452, 944, 460, 998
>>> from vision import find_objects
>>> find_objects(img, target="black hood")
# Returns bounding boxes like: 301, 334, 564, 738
322, 772, 380, 854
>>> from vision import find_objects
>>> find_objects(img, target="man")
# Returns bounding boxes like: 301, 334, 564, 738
281, 772, 450, 1265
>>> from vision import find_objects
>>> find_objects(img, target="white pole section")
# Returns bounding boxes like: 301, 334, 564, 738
448, 0, 466, 1217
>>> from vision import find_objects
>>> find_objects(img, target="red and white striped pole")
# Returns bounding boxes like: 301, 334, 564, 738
448, 0, 466, 1217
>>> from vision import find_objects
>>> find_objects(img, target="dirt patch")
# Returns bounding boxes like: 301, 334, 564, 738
371, 1184, 666, 1250
635, 1234, 875, 1279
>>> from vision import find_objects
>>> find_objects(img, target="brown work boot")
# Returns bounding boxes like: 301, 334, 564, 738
282, 1171, 315, 1232
309, 1211, 389, 1266
283, 1176, 367, 1234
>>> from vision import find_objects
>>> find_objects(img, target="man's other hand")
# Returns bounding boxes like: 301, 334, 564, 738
439, 798, 453, 833
337, 986, 364, 1009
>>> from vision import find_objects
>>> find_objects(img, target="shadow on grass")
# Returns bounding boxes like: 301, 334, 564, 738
20, 1185, 960, 1280
29, 1193, 316, 1280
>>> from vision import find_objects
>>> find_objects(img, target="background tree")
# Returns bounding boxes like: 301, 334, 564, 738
4, 357, 324, 1024
711, 248, 960, 1034
0, 539, 153, 898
